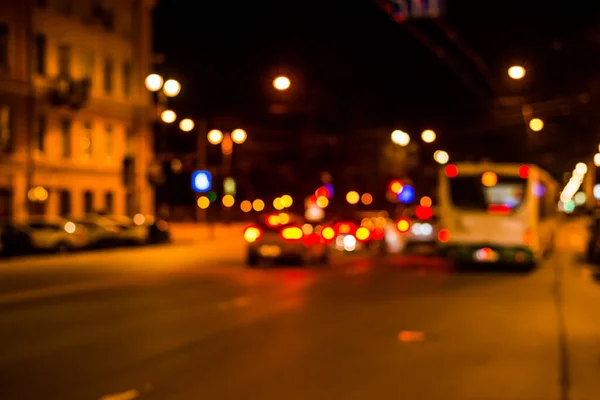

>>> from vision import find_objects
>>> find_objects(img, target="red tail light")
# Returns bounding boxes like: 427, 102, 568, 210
487, 204, 511, 215
396, 218, 410, 233
280, 225, 303, 241
334, 222, 356, 235
438, 229, 450, 243
371, 227, 385, 241
244, 226, 262, 242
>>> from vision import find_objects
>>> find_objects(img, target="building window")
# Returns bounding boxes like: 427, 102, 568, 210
58, 44, 71, 77
122, 62, 131, 97
104, 58, 113, 94
0, 23, 8, 70
56, 0, 72, 14
82, 121, 92, 157
58, 190, 71, 216
0, 105, 12, 153
80, 49, 94, 86
105, 192, 114, 213
34, 34, 46, 75
35, 115, 46, 153
83, 191, 94, 213
105, 124, 113, 158
60, 117, 71, 158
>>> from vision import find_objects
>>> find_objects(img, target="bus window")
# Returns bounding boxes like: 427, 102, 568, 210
449, 176, 526, 212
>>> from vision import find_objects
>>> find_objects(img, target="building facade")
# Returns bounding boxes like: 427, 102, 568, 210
0, 0, 155, 220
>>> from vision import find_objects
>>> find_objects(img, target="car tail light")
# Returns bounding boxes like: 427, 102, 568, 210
320, 226, 335, 243
334, 222, 356, 235
438, 229, 450, 243
371, 227, 385, 241
487, 204, 511, 215
244, 226, 262, 242
280, 225, 303, 241
523, 230, 535, 246
396, 218, 410, 233
355, 226, 371, 242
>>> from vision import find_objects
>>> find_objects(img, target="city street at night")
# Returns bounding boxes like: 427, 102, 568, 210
1, 219, 600, 400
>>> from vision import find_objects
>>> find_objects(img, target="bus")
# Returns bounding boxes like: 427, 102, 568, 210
437, 162, 559, 267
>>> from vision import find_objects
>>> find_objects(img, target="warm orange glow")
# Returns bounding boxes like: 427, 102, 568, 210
420, 196, 432, 207
179, 118, 194, 132
273, 76, 291, 90
222, 194, 235, 207
421, 130, 436, 143
281, 195, 293, 207
361, 193, 373, 205
163, 79, 181, 97
390, 181, 403, 194
207, 129, 223, 145
281, 226, 303, 240
252, 199, 265, 212
508, 65, 526, 80
529, 118, 544, 132
231, 129, 247, 144
160, 110, 176, 124
244, 226, 262, 242
523, 231, 535, 246
266, 214, 280, 227
197, 196, 210, 209
145, 74, 163, 92
240, 200, 252, 212
273, 197, 285, 210
482, 171, 498, 187
278, 213, 290, 224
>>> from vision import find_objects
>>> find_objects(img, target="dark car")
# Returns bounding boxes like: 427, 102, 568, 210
0, 222, 34, 257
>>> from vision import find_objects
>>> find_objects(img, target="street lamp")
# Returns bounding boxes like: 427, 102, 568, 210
529, 118, 544, 132
231, 129, 247, 144
160, 110, 177, 124
421, 129, 436, 143
391, 130, 410, 146
508, 65, 526, 80
163, 79, 181, 97
179, 118, 194, 132
273, 76, 291, 91
434, 150, 449, 165
145, 74, 164, 92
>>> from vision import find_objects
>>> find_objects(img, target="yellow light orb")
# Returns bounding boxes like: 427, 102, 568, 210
222, 194, 235, 208
273, 197, 284, 210
231, 129, 247, 144
197, 196, 210, 209
161, 110, 176, 124
421, 129, 436, 143
278, 213, 290, 224
163, 79, 181, 97
391, 130, 410, 146
281, 194, 293, 207
252, 199, 265, 212
179, 118, 194, 132
508, 65, 526, 80
145, 74, 163, 92
207, 129, 223, 145
316, 196, 329, 208
529, 118, 544, 132
346, 191, 360, 205
434, 150, 449, 165
594, 153, 600, 167
273, 76, 291, 91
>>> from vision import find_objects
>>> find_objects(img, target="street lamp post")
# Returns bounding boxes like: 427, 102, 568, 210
206, 128, 247, 222
145, 74, 180, 218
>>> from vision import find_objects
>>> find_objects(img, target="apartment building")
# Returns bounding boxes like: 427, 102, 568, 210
0, 0, 155, 220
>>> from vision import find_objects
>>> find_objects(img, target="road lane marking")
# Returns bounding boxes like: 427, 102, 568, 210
99, 389, 140, 400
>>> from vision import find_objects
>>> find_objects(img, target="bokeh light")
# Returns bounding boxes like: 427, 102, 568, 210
222, 194, 235, 207
346, 191, 360, 204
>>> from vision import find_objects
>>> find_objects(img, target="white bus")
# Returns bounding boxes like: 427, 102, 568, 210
437, 162, 559, 267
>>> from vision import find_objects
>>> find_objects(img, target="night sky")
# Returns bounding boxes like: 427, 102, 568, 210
152, 0, 600, 206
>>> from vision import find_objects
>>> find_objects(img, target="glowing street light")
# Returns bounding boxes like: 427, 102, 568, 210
163, 79, 181, 97
145, 74, 164, 92
207, 129, 223, 145
273, 76, 291, 91
575, 162, 588, 175
434, 150, 449, 165
391, 130, 410, 146
594, 153, 600, 167
231, 129, 247, 144
421, 130, 436, 143
160, 110, 176, 124
529, 118, 544, 132
508, 65, 526, 80
179, 118, 194, 132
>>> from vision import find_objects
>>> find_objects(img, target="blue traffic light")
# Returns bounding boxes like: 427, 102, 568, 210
397, 184, 415, 203
192, 170, 212, 192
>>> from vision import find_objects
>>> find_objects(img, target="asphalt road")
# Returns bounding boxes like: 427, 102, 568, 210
1, 219, 600, 400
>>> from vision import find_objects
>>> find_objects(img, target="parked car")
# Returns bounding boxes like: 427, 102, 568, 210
21, 218, 88, 253
72, 215, 123, 248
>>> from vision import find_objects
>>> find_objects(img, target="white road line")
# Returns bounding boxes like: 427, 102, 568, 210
99, 389, 140, 400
